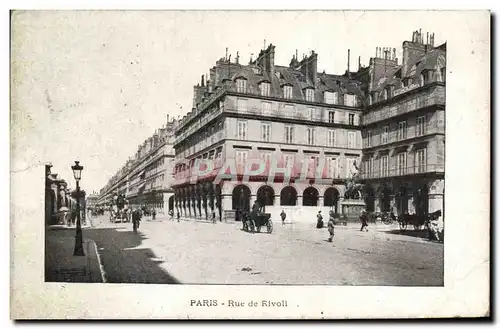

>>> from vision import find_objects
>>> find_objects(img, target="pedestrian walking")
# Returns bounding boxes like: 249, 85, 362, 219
177, 211, 181, 222
360, 211, 369, 232
327, 217, 335, 242
316, 211, 324, 229
280, 210, 286, 225
132, 209, 142, 232
152, 208, 156, 221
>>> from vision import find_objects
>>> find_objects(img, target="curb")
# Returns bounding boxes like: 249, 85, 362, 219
92, 241, 107, 283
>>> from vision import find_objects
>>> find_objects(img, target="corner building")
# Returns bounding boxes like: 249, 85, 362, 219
173, 45, 366, 222
359, 31, 446, 217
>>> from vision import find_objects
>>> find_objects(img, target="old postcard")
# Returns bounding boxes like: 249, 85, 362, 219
10, 10, 490, 319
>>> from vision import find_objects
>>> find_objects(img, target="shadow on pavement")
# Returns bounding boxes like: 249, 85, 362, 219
383, 228, 431, 240
47, 226, 181, 284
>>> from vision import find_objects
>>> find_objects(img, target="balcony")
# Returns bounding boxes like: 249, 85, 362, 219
363, 85, 445, 126
359, 163, 444, 180
363, 122, 444, 150
176, 130, 226, 160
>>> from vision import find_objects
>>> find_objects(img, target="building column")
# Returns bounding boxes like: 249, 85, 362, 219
374, 197, 381, 213
338, 197, 344, 214
191, 187, 197, 218
274, 194, 281, 207
428, 179, 444, 215
221, 194, 232, 221
318, 195, 324, 207
296, 195, 303, 207
407, 194, 416, 214
390, 194, 397, 215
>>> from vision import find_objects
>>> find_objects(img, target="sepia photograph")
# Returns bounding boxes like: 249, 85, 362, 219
10, 9, 490, 319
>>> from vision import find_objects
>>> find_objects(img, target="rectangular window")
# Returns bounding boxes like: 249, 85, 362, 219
260, 152, 272, 168
324, 91, 336, 104
347, 131, 356, 148
366, 130, 372, 147
284, 125, 294, 144
208, 150, 215, 159
237, 98, 247, 111
260, 82, 270, 96
236, 79, 247, 93
261, 101, 272, 114
237, 120, 247, 140
236, 151, 248, 166
327, 129, 336, 147
397, 121, 407, 140
283, 85, 293, 99
305, 88, 315, 102
415, 148, 427, 173
306, 127, 315, 145
262, 123, 271, 142
348, 113, 355, 125
366, 157, 374, 178
380, 155, 389, 177
327, 157, 337, 178
381, 125, 389, 144
440, 67, 446, 82
416, 116, 426, 136
344, 94, 357, 107
284, 154, 295, 167
397, 152, 407, 175
307, 107, 315, 120
328, 111, 335, 123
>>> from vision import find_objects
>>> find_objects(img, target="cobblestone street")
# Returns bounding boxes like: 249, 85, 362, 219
52, 215, 444, 286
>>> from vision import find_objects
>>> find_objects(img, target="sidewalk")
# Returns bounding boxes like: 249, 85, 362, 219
45, 228, 105, 283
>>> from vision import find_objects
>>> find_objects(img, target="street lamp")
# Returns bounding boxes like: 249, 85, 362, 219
71, 161, 85, 256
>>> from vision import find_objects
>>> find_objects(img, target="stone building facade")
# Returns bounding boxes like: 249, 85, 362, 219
359, 30, 446, 217
172, 45, 367, 222
45, 164, 78, 225
97, 118, 178, 216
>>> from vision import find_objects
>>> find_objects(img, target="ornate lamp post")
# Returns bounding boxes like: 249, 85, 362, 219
71, 161, 84, 256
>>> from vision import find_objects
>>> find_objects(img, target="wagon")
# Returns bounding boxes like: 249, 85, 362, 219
242, 210, 273, 234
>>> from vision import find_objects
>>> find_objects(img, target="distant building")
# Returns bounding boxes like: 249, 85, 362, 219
359, 30, 445, 217
97, 118, 178, 216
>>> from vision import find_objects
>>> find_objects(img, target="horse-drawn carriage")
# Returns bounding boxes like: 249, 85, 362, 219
241, 203, 273, 234
395, 210, 444, 242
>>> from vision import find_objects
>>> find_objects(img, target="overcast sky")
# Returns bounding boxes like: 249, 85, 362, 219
11, 10, 453, 193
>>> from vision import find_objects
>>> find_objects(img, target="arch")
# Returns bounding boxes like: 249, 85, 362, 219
380, 185, 392, 212
364, 186, 376, 212
414, 184, 429, 217
257, 185, 275, 206
324, 187, 340, 213
303, 186, 319, 207
168, 195, 174, 212
280, 186, 297, 206
395, 185, 409, 215
232, 184, 251, 211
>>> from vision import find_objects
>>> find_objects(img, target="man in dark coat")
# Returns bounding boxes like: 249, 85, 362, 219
360, 211, 369, 232
280, 210, 286, 225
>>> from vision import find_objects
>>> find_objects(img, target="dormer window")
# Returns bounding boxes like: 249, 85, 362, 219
382, 89, 388, 100
305, 88, 315, 102
402, 78, 412, 87
236, 78, 247, 93
373, 91, 379, 103
283, 85, 293, 99
344, 93, 357, 107
324, 91, 338, 104
259, 81, 271, 96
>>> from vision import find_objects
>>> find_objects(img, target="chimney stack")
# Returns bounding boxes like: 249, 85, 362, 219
201, 75, 205, 87
347, 49, 350, 76
358, 56, 361, 70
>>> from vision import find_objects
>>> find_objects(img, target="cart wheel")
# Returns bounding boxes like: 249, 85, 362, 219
267, 220, 273, 233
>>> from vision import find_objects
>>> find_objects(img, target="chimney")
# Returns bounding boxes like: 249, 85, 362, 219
358, 56, 361, 70
402, 30, 427, 76
225, 47, 228, 61
347, 49, 350, 76
167, 114, 169, 123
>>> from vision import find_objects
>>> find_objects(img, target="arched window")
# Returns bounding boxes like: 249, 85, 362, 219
257, 185, 275, 206
303, 187, 319, 206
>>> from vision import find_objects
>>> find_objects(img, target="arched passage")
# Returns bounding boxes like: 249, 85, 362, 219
414, 184, 429, 217
324, 187, 340, 213
380, 185, 391, 212
232, 184, 251, 211
303, 186, 319, 206
257, 185, 275, 206
395, 185, 409, 215
364, 186, 376, 212
168, 195, 174, 213
280, 186, 297, 206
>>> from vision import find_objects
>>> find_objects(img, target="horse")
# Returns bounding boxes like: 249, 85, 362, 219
397, 212, 427, 231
